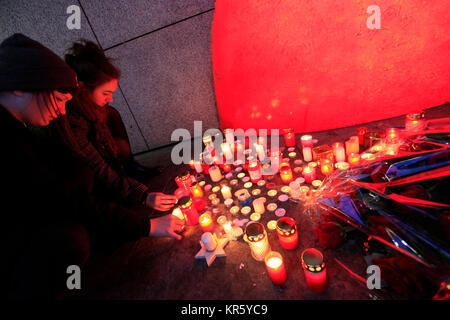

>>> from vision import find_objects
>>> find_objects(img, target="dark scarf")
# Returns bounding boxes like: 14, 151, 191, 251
70, 87, 118, 161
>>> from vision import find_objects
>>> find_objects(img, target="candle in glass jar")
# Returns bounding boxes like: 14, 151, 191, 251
283, 128, 296, 147
209, 165, 223, 182
193, 160, 203, 173
276, 217, 299, 250
175, 172, 193, 191
301, 248, 327, 294
335, 162, 350, 171
333, 143, 346, 162
357, 127, 368, 145
320, 159, 333, 175
280, 162, 294, 184
254, 143, 266, 161
348, 153, 361, 166
190, 182, 204, 198
300, 135, 313, 148
189, 160, 196, 170
405, 111, 425, 132
223, 163, 232, 173
178, 196, 199, 226
257, 136, 267, 149
199, 212, 215, 233
386, 127, 400, 144
224, 128, 234, 145
248, 160, 262, 183
265, 251, 287, 285
302, 166, 316, 184
221, 185, 232, 200
269, 148, 282, 174
245, 222, 271, 261
302, 147, 312, 162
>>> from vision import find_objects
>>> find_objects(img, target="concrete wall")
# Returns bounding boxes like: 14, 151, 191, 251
0, 0, 219, 153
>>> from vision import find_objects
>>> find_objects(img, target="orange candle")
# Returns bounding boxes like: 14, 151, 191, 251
280, 162, 293, 184
265, 251, 287, 285
199, 213, 215, 233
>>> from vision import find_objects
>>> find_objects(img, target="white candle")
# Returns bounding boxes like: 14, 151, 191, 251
193, 160, 203, 173
221, 143, 233, 162
221, 185, 232, 199
253, 197, 265, 214
335, 146, 346, 162
201, 232, 217, 251
209, 165, 223, 182
255, 143, 266, 161
224, 129, 234, 145
303, 147, 313, 162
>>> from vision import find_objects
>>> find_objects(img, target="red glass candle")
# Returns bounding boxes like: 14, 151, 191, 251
280, 162, 293, 184
348, 153, 361, 166
265, 251, 287, 285
175, 172, 193, 191
189, 160, 196, 170
301, 248, 327, 294
320, 159, 333, 175
300, 135, 313, 148
385, 127, 400, 144
276, 217, 299, 250
190, 182, 204, 198
283, 128, 296, 147
302, 166, 316, 184
199, 212, 215, 233
178, 196, 199, 226
193, 196, 206, 211
248, 159, 262, 183
223, 162, 232, 173
405, 111, 425, 132
357, 127, 368, 145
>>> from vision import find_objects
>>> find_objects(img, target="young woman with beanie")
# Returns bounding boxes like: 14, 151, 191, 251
1, 34, 183, 299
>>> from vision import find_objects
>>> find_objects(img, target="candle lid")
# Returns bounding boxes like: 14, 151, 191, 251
178, 196, 192, 207
245, 222, 266, 242
276, 217, 297, 235
301, 248, 326, 272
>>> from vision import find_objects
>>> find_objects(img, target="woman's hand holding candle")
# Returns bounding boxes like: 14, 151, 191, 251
149, 214, 184, 240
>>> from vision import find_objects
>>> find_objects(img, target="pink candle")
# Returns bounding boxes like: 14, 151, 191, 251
265, 251, 287, 285
300, 135, 313, 148
302, 147, 313, 162
302, 166, 316, 184
179, 196, 199, 226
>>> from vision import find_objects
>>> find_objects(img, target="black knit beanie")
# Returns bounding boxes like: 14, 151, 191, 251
0, 33, 78, 92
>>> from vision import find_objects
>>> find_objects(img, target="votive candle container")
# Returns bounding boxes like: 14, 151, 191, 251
276, 217, 299, 250
245, 222, 271, 261
265, 251, 287, 285
301, 248, 327, 294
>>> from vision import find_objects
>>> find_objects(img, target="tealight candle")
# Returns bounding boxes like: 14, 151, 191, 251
224, 198, 234, 208
348, 153, 361, 166
223, 221, 232, 234
288, 152, 297, 158
241, 206, 251, 215
212, 186, 220, 193
268, 189, 278, 197
221, 185, 232, 199
300, 186, 310, 197
230, 179, 238, 186
267, 203, 278, 211
295, 177, 305, 184
301, 248, 328, 294
251, 189, 261, 196
335, 162, 350, 171
312, 180, 322, 188
209, 165, 223, 182
257, 179, 266, 187
244, 182, 253, 189
242, 176, 250, 182
276, 217, 299, 250
361, 153, 376, 161
267, 220, 277, 231
253, 197, 266, 214
235, 166, 243, 172
237, 172, 246, 179
281, 186, 291, 194
278, 194, 289, 202
294, 159, 303, 166
308, 161, 317, 168
230, 206, 240, 214
275, 208, 286, 217
294, 167, 303, 174
208, 194, 217, 201
301, 134, 313, 148
211, 198, 220, 205
199, 212, 215, 233
302, 166, 316, 184
250, 212, 261, 222
217, 215, 227, 225
302, 147, 313, 162
265, 251, 287, 285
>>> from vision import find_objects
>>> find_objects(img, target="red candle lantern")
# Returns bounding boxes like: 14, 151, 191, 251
265, 251, 287, 285
301, 248, 327, 294
178, 196, 199, 226
276, 217, 299, 250
357, 127, 368, 145
302, 166, 316, 184
223, 162, 232, 173
385, 127, 400, 144
320, 159, 333, 175
248, 159, 262, 183
190, 182, 204, 198
280, 162, 294, 184
283, 128, 296, 147
175, 172, 193, 191
199, 212, 215, 233
405, 111, 426, 132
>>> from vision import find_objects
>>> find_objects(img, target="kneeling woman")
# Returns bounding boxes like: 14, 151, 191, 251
64, 40, 173, 211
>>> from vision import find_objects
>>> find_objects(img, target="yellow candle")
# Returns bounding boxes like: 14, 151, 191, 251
230, 206, 240, 214
268, 189, 278, 197
267, 220, 277, 230
241, 206, 251, 215
250, 212, 261, 222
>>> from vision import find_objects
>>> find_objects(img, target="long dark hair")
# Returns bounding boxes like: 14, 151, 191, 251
64, 40, 121, 162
